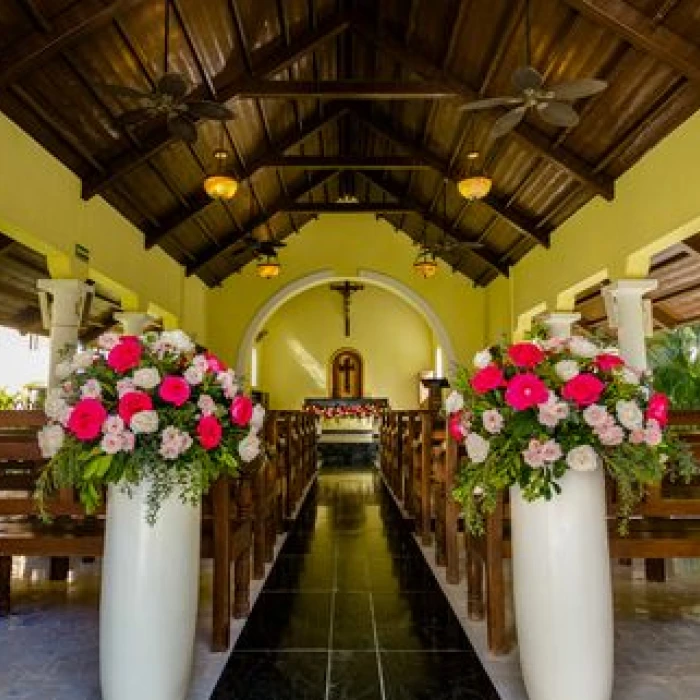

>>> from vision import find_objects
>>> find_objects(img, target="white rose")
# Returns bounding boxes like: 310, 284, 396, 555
445, 390, 464, 415
80, 379, 102, 399
71, 351, 94, 371
45, 391, 69, 421
482, 409, 504, 435
38, 424, 65, 458
133, 367, 160, 390
473, 349, 492, 369
102, 415, 125, 434
566, 445, 598, 472
619, 367, 640, 386
55, 361, 72, 380
184, 366, 204, 386
192, 354, 209, 373
568, 336, 598, 358
250, 404, 266, 433
615, 400, 643, 431
130, 410, 159, 434
555, 359, 580, 382
159, 330, 195, 354
238, 433, 261, 463
465, 432, 490, 464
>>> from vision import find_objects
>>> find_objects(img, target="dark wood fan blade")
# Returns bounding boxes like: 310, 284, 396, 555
512, 65, 544, 92
548, 78, 608, 101
167, 115, 197, 143
489, 105, 527, 140
96, 83, 153, 100
186, 100, 234, 120
537, 101, 580, 128
157, 72, 188, 99
116, 108, 155, 126
460, 96, 524, 111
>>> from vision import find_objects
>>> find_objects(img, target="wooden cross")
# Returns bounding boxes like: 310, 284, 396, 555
338, 356, 356, 392
330, 281, 364, 337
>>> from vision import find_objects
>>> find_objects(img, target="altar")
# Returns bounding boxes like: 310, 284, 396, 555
303, 397, 389, 466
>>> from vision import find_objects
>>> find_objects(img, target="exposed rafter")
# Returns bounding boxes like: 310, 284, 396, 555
352, 17, 615, 201
143, 105, 349, 249
187, 171, 339, 280
353, 108, 551, 248
561, 0, 700, 83
257, 156, 433, 170
80, 12, 352, 200
283, 203, 416, 213
357, 170, 509, 281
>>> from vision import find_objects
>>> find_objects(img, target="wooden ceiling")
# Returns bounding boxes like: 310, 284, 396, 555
1, 0, 700, 289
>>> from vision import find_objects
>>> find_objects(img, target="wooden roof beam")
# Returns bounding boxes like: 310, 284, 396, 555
352, 18, 615, 201
143, 105, 349, 249
353, 109, 551, 248
221, 81, 458, 99
283, 203, 416, 213
0, 0, 147, 88
81, 12, 352, 200
260, 156, 433, 170
187, 171, 339, 279
561, 0, 700, 83
357, 170, 510, 281
652, 305, 678, 330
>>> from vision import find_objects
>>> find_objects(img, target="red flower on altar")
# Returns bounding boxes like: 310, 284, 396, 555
107, 336, 142, 373
595, 354, 624, 372
562, 373, 605, 407
508, 342, 545, 369
471, 364, 506, 395
67, 398, 108, 441
505, 373, 549, 410
230, 395, 253, 426
205, 351, 227, 373
197, 415, 223, 450
449, 413, 467, 441
159, 376, 191, 407
646, 393, 670, 427
118, 391, 153, 424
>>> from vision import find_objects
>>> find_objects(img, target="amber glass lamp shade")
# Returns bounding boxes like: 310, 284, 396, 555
257, 255, 281, 279
457, 175, 492, 201
413, 249, 438, 279
204, 147, 238, 200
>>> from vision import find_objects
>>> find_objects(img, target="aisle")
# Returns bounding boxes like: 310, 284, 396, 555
211, 467, 500, 700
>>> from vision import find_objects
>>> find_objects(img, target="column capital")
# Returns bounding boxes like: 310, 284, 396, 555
539, 312, 581, 339
36, 278, 93, 330
114, 311, 152, 336
602, 279, 658, 297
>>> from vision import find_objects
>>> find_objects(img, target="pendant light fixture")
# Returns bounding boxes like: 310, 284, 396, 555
413, 247, 438, 278
256, 253, 282, 279
204, 122, 238, 200
457, 119, 492, 201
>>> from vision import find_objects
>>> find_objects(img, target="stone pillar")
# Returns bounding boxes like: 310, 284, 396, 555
602, 279, 658, 371
37, 279, 93, 390
114, 311, 152, 336
541, 311, 581, 339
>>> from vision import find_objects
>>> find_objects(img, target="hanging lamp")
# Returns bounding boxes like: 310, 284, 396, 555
257, 253, 281, 279
457, 122, 492, 201
413, 247, 438, 278
204, 123, 238, 200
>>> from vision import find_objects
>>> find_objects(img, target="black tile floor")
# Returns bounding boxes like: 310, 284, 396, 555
210, 467, 501, 700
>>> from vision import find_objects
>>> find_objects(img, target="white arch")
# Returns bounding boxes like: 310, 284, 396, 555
236, 269, 458, 374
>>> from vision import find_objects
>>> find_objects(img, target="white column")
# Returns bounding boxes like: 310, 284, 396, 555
37, 279, 93, 390
602, 279, 658, 370
114, 311, 152, 336
541, 311, 581, 339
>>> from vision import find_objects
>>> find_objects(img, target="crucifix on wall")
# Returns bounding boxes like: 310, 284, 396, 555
330, 281, 364, 337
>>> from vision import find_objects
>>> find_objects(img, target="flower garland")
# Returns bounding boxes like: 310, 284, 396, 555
36, 330, 264, 524
448, 332, 698, 535
304, 403, 383, 420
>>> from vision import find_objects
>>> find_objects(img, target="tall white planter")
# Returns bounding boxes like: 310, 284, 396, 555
100, 482, 201, 700
510, 466, 613, 700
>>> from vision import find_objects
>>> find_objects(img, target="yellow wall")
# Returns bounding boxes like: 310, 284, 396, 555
258, 284, 433, 409
0, 113, 208, 342
208, 214, 486, 371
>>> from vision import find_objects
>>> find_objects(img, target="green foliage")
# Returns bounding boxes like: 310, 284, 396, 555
0, 387, 18, 409
648, 325, 700, 409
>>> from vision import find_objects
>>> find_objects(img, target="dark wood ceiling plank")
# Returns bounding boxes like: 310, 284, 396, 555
357, 170, 509, 280
0, 0, 147, 88
221, 81, 459, 99
284, 203, 415, 213
17, 0, 52, 33
561, 0, 700, 83
354, 108, 551, 248
188, 171, 339, 279
0, 234, 15, 257
81, 12, 352, 200
652, 305, 678, 329
262, 156, 433, 169
144, 105, 348, 248
352, 17, 615, 201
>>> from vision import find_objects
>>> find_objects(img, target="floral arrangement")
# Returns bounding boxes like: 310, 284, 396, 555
448, 331, 697, 535
304, 403, 383, 420
36, 330, 264, 523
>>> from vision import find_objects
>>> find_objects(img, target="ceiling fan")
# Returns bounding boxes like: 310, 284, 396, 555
99, 0, 233, 144
460, 0, 607, 140
243, 237, 287, 257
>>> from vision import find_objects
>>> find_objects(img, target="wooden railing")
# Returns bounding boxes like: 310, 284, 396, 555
0, 408, 318, 651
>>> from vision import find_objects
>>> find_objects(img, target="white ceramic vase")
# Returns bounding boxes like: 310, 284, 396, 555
100, 482, 201, 700
510, 466, 614, 700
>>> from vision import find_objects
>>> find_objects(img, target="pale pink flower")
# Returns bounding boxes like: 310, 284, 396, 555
522, 439, 546, 468
80, 378, 102, 399
482, 409, 504, 435
541, 439, 563, 463
98, 332, 121, 351
102, 415, 125, 435
583, 404, 609, 428
192, 354, 210, 373
184, 366, 205, 385
598, 424, 624, 446
121, 431, 135, 452
116, 378, 137, 397
629, 428, 646, 445
100, 432, 124, 455
198, 394, 217, 416
644, 420, 663, 447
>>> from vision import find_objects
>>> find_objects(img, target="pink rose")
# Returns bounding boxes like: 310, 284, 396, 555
448, 413, 466, 442
230, 395, 253, 426
205, 351, 227, 373
505, 373, 549, 410
508, 342, 545, 369
159, 376, 191, 407
562, 373, 605, 407
67, 398, 108, 441
471, 364, 506, 395
107, 337, 142, 373
644, 420, 663, 446
118, 391, 153, 424
197, 415, 223, 450
595, 353, 624, 372
629, 428, 645, 444
646, 393, 670, 427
